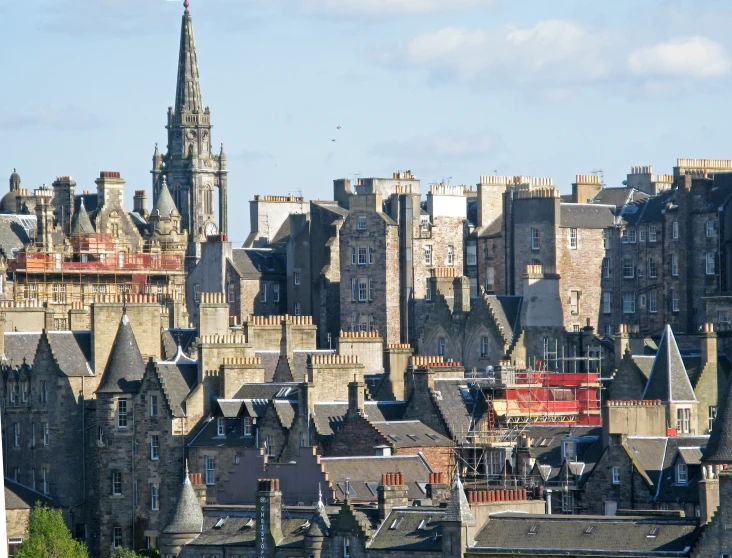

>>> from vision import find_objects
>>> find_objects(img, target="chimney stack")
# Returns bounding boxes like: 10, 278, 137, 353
256, 479, 283, 548
615, 324, 629, 360
134, 190, 148, 219
378, 473, 409, 519
701, 322, 718, 370
347, 378, 365, 417
280, 319, 294, 360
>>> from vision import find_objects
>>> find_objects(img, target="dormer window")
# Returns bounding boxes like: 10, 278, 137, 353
676, 463, 688, 484
217, 417, 226, 437
562, 440, 576, 462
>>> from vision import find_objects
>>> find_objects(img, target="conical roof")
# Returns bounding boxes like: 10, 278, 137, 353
307, 487, 330, 537
153, 179, 178, 219
642, 325, 696, 402
703, 372, 732, 463
96, 314, 146, 394
72, 199, 95, 233
442, 474, 475, 524
174, 8, 203, 114
162, 474, 204, 535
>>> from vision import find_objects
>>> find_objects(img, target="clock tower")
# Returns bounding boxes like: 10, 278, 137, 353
152, 1, 229, 270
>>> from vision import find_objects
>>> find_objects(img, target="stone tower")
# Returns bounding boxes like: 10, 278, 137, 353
153, 2, 228, 269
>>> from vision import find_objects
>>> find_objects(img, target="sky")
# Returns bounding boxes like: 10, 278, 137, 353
2, 0, 732, 243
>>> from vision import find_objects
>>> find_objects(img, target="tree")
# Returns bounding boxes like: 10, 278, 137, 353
16, 503, 88, 558
112, 550, 144, 558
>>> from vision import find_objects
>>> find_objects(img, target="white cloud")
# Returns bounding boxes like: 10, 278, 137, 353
628, 37, 731, 78
303, 0, 496, 17
0, 106, 101, 130
404, 20, 618, 85
399, 21, 731, 89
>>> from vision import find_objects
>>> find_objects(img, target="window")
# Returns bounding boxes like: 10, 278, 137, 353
98, 426, 104, 445
113, 527, 122, 549
351, 278, 357, 302
205, 456, 215, 485
43, 469, 50, 495
217, 417, 226, 437
676, 463, 688, 484
707, 252, 717, 275
570, 290, 580, 315
710, 406, 718, 432
118, 399, 128, 429
358, 246, 367, 265
707, 220, 716, 237
670, 254, 679, 276
649, 290, 657, 313
672, 221, 679, 240
562, 440, 576, 462
150, 395, 158, 417
150, 435, 159, 460
622, 292, 635, 314
271, 283, 280, 305
358, 216, 367, 230
677, 408, 691, 434
672, 290, 680, 312
351, 247, 356, 265
425, 279, 431, 302
447, 245, 454, 265
300, 431, 305, 447
293, 271, 301, 286
368, 245, 373, 265
12, 423, 18, 447
438, 337, 446, 356
266, 435, 274, 456
602, 258, 611, 279
194, 284, 200, 303
623, 258, 634, 279
612, 467, 620, 485
481, 336, 489, 357
467, 244, 477, 266
43, 422, 49, 446
20, 380, 27, 403
150, 483, 159, 511
369, 279, 373, 302
8, 538, 22, 557
112, 472, 122, 495
648, 258, 657, 278
639, 227, 646, 242
31, 423, 35, 448
260, 282, 267, 302
648, 225, 657, 242
52, 284, 66, 304
486, 267, 496, 290
561, 492, 574, 513
639, 294, 646, 308
369, 315, 375, 332
605, 324, 614, 337
294, 302, 301, 316
531, 227, 541, 250
603, 229, 611, 250
358, 279, 367, 302
424, 245, 432, 266
603, 292, 612, 314
343, 537, 351, 558
569, 228, 577, 249
358, 314, 368, 332
242, 417, 253, 436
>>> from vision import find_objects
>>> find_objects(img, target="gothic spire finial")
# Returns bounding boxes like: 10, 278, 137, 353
318, 483, 324, 509
184, 0, 190, 12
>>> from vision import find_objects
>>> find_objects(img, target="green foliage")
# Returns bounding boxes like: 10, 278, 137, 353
16, 503, 88, 558
111, 550, 144, 558
136, 550, 160, 558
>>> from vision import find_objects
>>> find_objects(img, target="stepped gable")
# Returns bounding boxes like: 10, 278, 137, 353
703, 370, 732, 464
162, 473, 204, 535
642, 325, 696, 402
96, 313, 146, 394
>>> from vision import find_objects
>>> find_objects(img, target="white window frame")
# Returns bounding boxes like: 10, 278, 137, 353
150, 435, 159, 460
368, 245, 373, 265
43, 469, 50, 495
205, 456, 216, 485
612, 467, 620, 485
603, 292, 612, 314
113, 527, 122, 549
358, 246, 367, 265
622, 292, 636, 314
671, 254, 679, 276
649, 290, 657, 314
266, 435, 274, 457
648, 257, 657, 278
672, 221, 679, 240
531, 228, 541, 250
480, 336, 489, 358
357, 216, 367, 230
706, 252, 716, 275
150, 395, 158, 417
294, 302, 301, 316
118, 399, 128, 429
425, 245, 432, 266
368, 279, 373, 302
112, 471, 122, 496
677, 407, 691, 434
294, 271, 301, 286
710, 406, 718, 432
438, 337, 446, 356
569, 228, 577, 249
672, 290, 680, 312
425, 279, 431, 302
227, 282, 235, 303
150, 483, 159, 511
648, 225, 657, 242
467, 244, 477, 266
628, 228, 636, 244
217, 417, 226, 437
676, 463, 688, 484
623, 259, 634, 279
447, 245, 454, 265
13, 423, 19, 447
260, 282, 267, 303
358, 279, 367, 302
351, 278, 357, 302
42, 422, 49, 447
242, 417, 253, 437
602, 258, 611, 279
707, 220, 716, 237
351, 247, 356, 265
639, 227, 646, 242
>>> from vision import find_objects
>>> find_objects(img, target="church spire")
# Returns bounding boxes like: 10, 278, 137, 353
175, 2, 202, 115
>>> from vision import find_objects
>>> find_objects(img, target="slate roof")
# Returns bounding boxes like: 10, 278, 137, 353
623, 437, 669, 489
485, 295, 522, 336
619, 192, 671, 225
71, 200, 94, 233
631, 355, 655, 380
0, 214, 36, 258
590, 187, 650, 207
473, 514, 699, 554
4, 331, 94, 376
431, 379, 488, 443
96, 314, 146, 394
155, 362, 197, 417
442, 476, 475, 524
5, 477, 58, 509
702, 369, 732, 463
162, 475, 204, 535
313, 401, 406, 437
233, 382, 299, 401
255, 350, 333, 383
188, 416, 258, 448
162, 329, 197, 361
371, 421, 453, 448
152, 180, 178, 218
321, 455, 431, 502
642, 325, 696, 402
312, 200, 349, 218
215, 399, 246, 418
274, 399, 298, 428
190, 516, 315, 547
526, 426, 602, 483
369, 508, 442, 551
559, 203, 616, 229
231, 249, 286, 280
655, 437, 707, 503
677, 447, 703, 465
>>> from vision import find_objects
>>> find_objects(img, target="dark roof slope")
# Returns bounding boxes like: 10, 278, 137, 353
591, 187, 649, 207
4, 331, 93, 376
369, 508, 442, 552
231, 249, 286, 280
703, 370, 732, 463
96, 314, 146, 394
162, 475, 204, 535
71, 200, 94, 233
313, 401, 406, 437
371, 420, 453, 448
559, 204, 615, 229
156, 362, 197, 417
5, 478, 58, 509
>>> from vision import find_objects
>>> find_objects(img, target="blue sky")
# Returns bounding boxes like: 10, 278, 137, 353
2, 0, 732, 243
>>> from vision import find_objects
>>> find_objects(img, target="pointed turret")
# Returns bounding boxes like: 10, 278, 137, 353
96, 314, 146, 394
152, 178, 179, 219
162, 472, 204, 535
153, 143, 163, 170
219, 143, 227, 164
175, 4, 203, 115
642, 325, 696, 402
442, 473, 475, 525
71, 198, 94, 234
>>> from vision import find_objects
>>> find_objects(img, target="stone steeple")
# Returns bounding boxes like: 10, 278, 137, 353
442, 473, 475, 525
642, 325, 696, 402
96, 314, 146, 394
175, 6, 203, 116
71, 198, 94, 234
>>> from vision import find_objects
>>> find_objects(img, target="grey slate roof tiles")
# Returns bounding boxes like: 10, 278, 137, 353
96, 314, 146, 394
155, 362, 197, 417
369, 508, 442, 551
442, 475, 475, 524
4, 331, 94, 376
642, 325, 696, 402
559, 203, 616, 229
702, 368, 732, 463
162, 475, 204, 535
